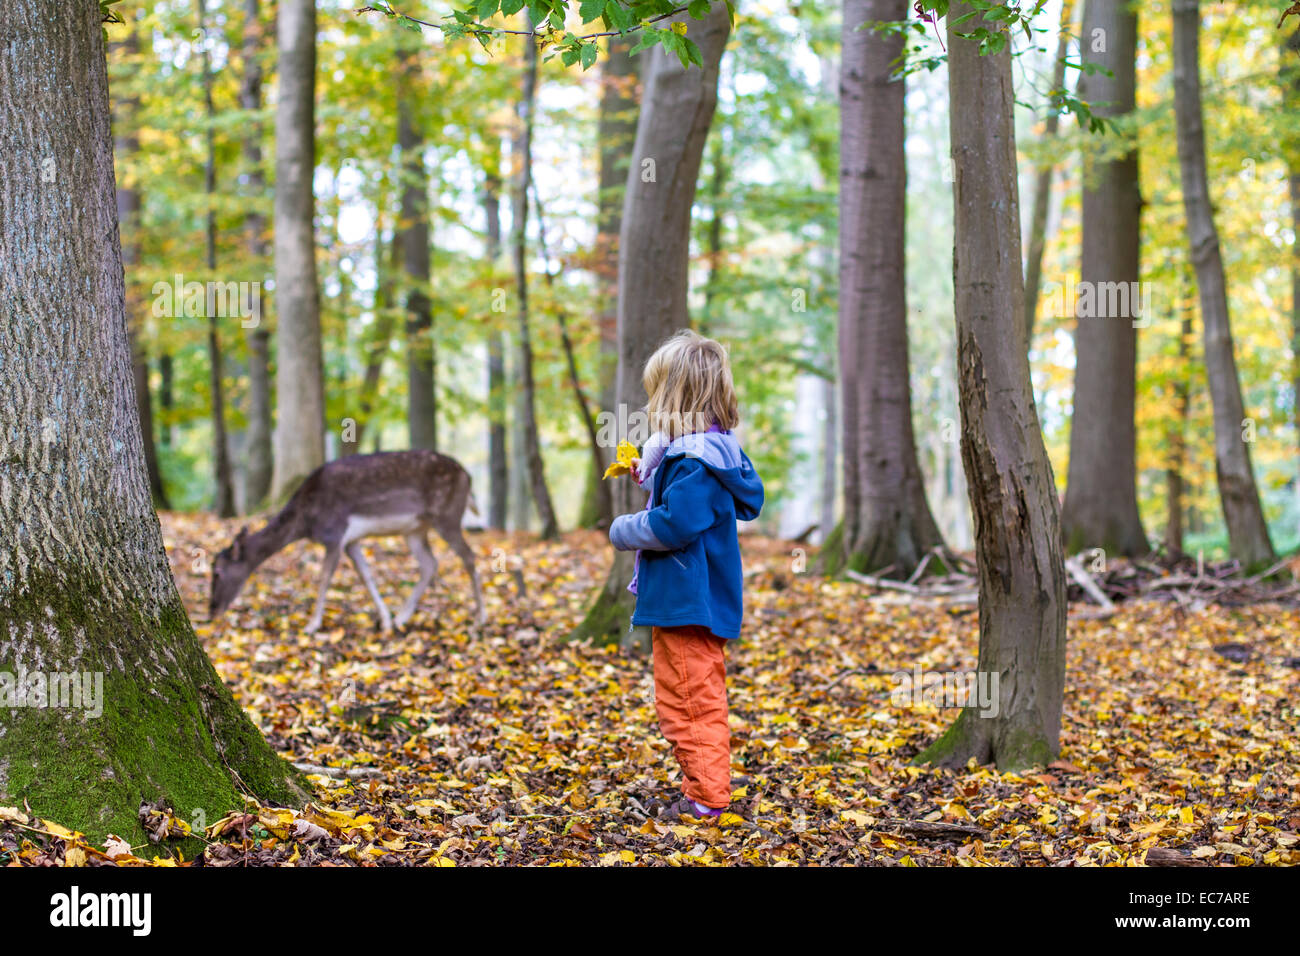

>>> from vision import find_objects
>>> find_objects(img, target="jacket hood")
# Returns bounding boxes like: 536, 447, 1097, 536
660, 430, 764, 521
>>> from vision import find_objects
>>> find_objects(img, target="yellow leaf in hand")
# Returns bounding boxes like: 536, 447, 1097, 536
602, 440, 639, 480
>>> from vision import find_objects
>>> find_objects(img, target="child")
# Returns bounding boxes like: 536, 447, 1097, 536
608, 330, 764, 819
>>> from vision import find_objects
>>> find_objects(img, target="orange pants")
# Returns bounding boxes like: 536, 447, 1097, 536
652, 625, 731, 809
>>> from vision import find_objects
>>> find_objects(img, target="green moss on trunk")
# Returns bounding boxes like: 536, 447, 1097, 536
0, 569, 308, 850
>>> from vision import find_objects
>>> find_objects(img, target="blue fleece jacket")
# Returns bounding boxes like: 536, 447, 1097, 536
608, 430, 764, 640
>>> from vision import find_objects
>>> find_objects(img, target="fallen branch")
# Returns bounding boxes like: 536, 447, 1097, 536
1066, 556, 1116, 616
882, 819, 988, 841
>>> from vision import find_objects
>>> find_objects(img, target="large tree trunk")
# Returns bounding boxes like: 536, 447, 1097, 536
200, 0, 236, 518
1171, 0, 1274, 569
511, 24, 560, 540
1060, 0, 1148, 558
568, 6, 732, 645
828, 0, 946, 578
916, 2, 1068, 771
240, 0, 273, 511
0, 0, 306, 846
483, 173, 509, 530
398, 42, 436, 452
1023, 0, 1075, 344
578, 35, 637, 529
270, 0, 324, 501
110, 25, 170, 510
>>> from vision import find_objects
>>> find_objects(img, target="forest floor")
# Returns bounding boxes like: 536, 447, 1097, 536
7, 514, 1300, 866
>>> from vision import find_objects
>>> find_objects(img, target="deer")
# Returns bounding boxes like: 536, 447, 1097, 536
208, 450, 485, 634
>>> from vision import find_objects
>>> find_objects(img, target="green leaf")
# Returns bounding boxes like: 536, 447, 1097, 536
579, 40, 599, 69
604, 0, 633, 31
476, 0, 501, 20
630, 27, 663, 54
501, 0, 526, 14
688, 0, 711, 18
579, 0, 605, 22
682, 34, 703, 67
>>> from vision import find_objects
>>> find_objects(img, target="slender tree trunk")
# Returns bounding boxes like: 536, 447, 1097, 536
1023, 0, 1075, 343
509, 358, 533, 531
1165, 270, 1193, 559
398, 42, 436, 452
270, 0, 324, 501
511, 24, 559, 539
241, 0, 273, 511
534, 185, 608, 508
483, 173, 509, 530
1171, 0, 1274, 569
110, 25, 169, 510
343, 228, 399, 456
199, 0, 236, 518
0, 0, 305, 846
828, 0, 946, 579
568, 6, 732, 645
917, 2, 1068, 771
159, 352, 175, 448
578, 35, 638, 529
1060, 0, 1148, 557
701, 131, 726, 335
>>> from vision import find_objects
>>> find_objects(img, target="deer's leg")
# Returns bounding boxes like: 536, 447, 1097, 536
345, 541, 393, 632
394, 532, 438, 630
436, 521, 485, 627
304, 546, 342, 635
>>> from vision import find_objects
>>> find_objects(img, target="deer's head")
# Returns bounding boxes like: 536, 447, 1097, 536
209, 527, 254, 619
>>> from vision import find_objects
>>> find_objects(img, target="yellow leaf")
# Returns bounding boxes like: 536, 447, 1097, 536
602, 440, 639, 479
671, 21, 688, 35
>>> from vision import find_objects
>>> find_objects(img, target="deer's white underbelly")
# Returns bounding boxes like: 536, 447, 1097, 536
341, 513, 425, 546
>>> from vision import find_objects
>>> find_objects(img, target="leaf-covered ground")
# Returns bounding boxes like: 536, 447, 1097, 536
5, 514, 1299, 866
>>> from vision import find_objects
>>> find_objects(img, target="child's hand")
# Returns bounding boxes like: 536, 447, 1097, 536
630, 459, 641, 484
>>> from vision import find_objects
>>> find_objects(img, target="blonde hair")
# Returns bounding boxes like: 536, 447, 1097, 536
643, 329, 740, 439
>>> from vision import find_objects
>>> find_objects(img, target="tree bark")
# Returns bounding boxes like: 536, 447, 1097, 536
1165, 270, 1194, 559
240, 0, 273, 511
534, 185, 608, 510
398, 42, 436, 452
511, 23, 560, 540
578, 35, 637, 529
483, 173, 509, 530
828, 0, 946, 578
343, 228, 399, 457
916, 2, 1068, 771
199, 0, 236, 518
110, 25, 169, 510
1060, 0, 1148, 558
1171, 0, 1274, 569
0, 0, 306, 846
568, 6, 732, 645
1023, 0, 1074, 344
270, 0, 325, 502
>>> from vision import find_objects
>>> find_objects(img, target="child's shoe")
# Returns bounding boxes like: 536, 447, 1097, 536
661, 797, 724, 820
